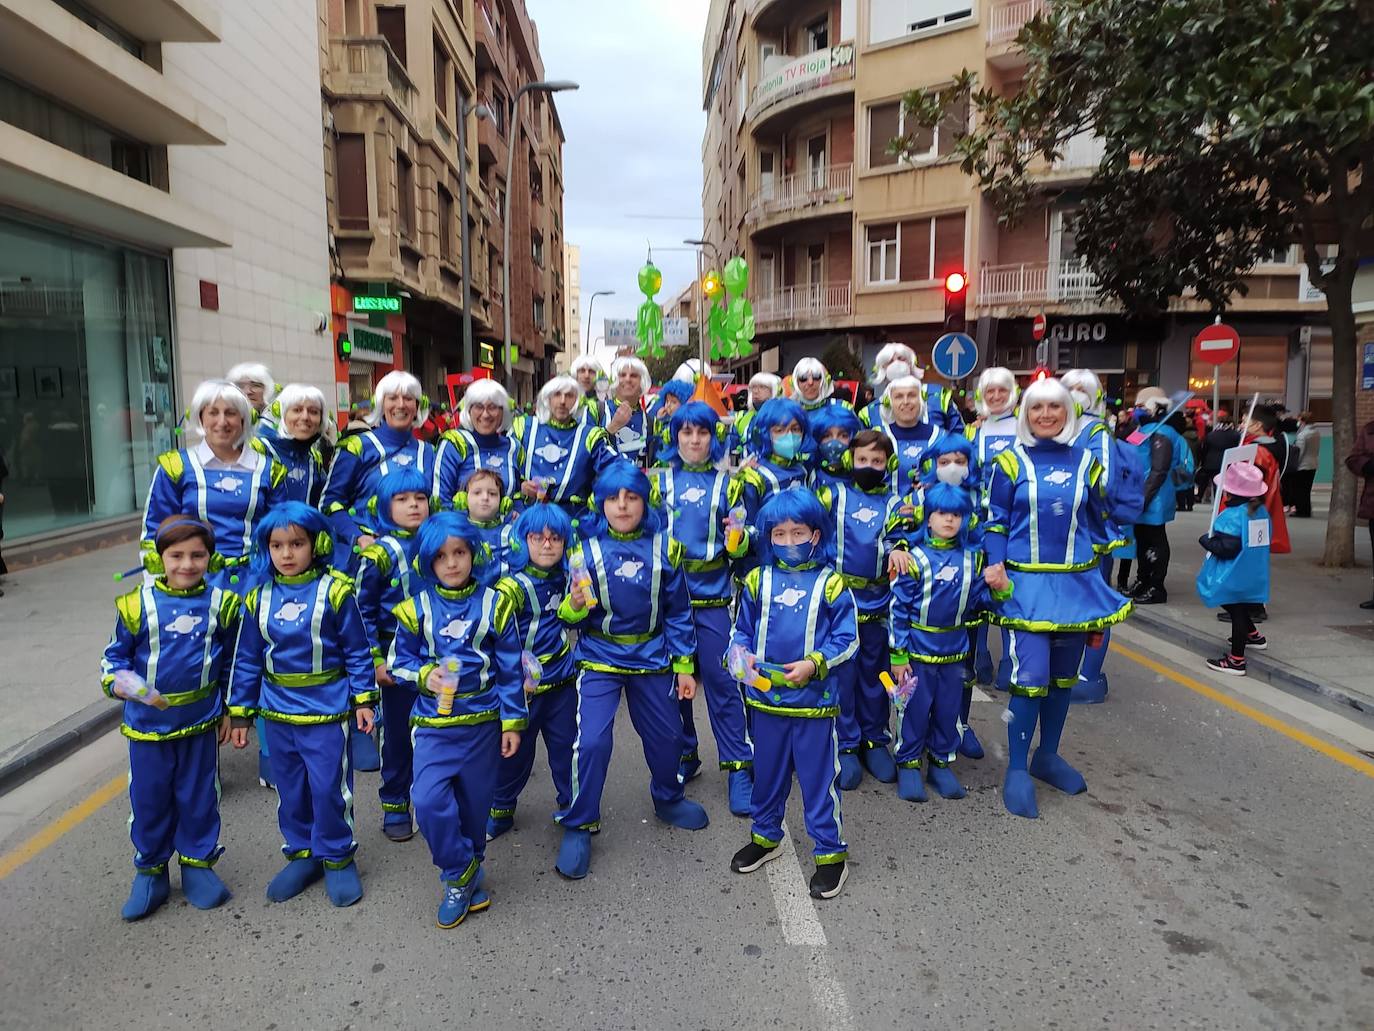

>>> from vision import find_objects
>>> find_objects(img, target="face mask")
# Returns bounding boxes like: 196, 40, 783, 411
818, 439, 847, 465
774, 540, 816, 567
936, 463, 970, 486
772, 432, 803, 460
852, 466, 888, 492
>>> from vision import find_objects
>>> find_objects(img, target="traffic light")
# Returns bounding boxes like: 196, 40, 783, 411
336, 332, 353, 362
943, 271, 968, 334
702, 270, 721, 296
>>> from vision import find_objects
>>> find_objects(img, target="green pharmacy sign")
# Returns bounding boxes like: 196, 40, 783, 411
353, 295, 401, 313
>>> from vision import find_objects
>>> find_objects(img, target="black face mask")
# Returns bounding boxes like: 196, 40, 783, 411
852, 466, 888, 492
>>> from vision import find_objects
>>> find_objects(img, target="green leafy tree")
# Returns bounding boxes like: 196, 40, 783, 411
821, 339, 864, 384
897, 0, 1374, 565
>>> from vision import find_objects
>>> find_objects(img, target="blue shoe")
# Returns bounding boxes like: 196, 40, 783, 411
654, 798, 710, 830
350, 727, 380, 772
324, 861, 363, 907
383, 812, 414, 842
677, 755, 702, 784
958, 723, 985, 760
266, 857, 323, 902
995, 656, 1012, 693
556, 828, 592, 880
926, 765, 966, 800
180, 864, 231, 910
860, 743, 897, 784
486, 812, 515, 841
726, 770, 753, 817
838, 751, 863, 791
121, 869, 170, 921
469, 887, 491, 913
437, 880, 475, 928
1003, 769, 1039, 819
257, 751, 274, 789
896, 766, 927, 802
1070, 675, 1109, 705
1029, 749, 1088, 795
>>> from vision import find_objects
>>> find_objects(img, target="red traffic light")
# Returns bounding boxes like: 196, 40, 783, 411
943, 271, 967, 294
1032, 366, 1052, 381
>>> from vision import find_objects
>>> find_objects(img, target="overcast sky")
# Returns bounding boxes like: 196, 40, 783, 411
527, 0, 708, 362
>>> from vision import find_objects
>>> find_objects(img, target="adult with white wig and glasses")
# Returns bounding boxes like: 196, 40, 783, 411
604, 356, 653, 464
859, 342, 963, 433
256, 383, 329, 506
728, 372, 781, 461
227, 362, 279, 437
512, 375, 620, 516
790, 357, 851, 415
435, 379, 525, 505
981, 376, 1132, 819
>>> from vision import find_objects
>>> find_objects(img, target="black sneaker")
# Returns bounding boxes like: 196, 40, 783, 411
1246, 631, 1267, 651
730, 841, 780, 874
1250, 606, 1268, 624
1206, 655, 1247, 677
808, 861, 848, 899
1134, 587, 1167, 605
1216, 610, 1233, 623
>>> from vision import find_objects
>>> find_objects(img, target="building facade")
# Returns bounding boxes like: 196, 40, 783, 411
701, 0, 1332, 417
562, 240, 580, 371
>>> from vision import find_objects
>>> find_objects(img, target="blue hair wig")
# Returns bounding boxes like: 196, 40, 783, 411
669, 401, 724, 465
590, 460, 661, 533
920, 481, 974, 547
917, 431, 981, 491
750, 397, 808, 458
415, 511, 491, 586
372, 466, 432, 533
807, 402, 861, 447
507, 503, 575, 569
653, 379, 694, 418
250, 501, 333, 585
756, 489, 835, 567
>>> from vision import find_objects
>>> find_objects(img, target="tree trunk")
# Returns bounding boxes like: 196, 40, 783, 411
1321, 270, 1358, 567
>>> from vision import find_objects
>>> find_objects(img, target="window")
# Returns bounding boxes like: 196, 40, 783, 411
376, 7, 407, 67
869, 0, 974, 45
533, 296, 546, 330
867, 92, 968, 168
759, 150, 776, 199
737, 60, 747, 125
336, 133, 369, 229
479, 0, 501, 40
805, 17, 829, 52
433, 36, 449, 116
489, 88, 506, 134
867, 223, 899, 284
807, 135, 827, 188
760, 41, 778, 65
396, 151, 414, 239
897, 212, 965, 281
437, 184, 453, 262
531, 232, 544, 267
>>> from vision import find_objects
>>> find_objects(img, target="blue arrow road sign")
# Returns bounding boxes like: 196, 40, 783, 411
932, 332, 978, 379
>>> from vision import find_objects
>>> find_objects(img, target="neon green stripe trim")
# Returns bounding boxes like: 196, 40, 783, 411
901, 650, 971, 665
671, 657, 694, 674
177, 850, 223, 869
501, 719, 529, 732
351, 691, 381, 706
1096, 538, 1129, 553
529, 674, 576, 696
585, 628, 657, 645
227, 705, 255, 720
258, 710, 351, 725
806, 651, 829, 680
265, 668, 344, 687
681, 557, 726, 573
719, 760, 753, 771
1008, 683, 1050, 698
135, 862, 168, 875
814, 851, 848, 865
752, 833, 781, 848
1053, 676, 1078, 689
322, 857, 355, 871
840, 573, 886, 590
1005, 558, 1100, 573
454, 857, 479, 887
410, 711, 499, 728
284, 849, 312, 860
744, 699, 839, 718
380, 802, 410, 813
158, 683, 218, 707
120, 716, 221, 742
856, 611, 889, 624
989, 603, 1132, 633
690, 598, 732, 609
576, 661, 672, 675
897, 759, 923, 769
906, 622, 974, 633
488, 807, 515, 819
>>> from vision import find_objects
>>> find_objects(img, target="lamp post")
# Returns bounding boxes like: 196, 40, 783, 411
683, 238, 721, 373
503, 79, 579, 390
585, 289, 615, 358
457, 99, 492, 374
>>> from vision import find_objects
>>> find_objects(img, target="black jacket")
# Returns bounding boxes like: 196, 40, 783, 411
1201, 427, 1240, 473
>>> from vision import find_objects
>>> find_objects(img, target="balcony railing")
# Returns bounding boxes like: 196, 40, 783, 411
747, 42, 856, 122
328, 38, 417, 123
755, 282, 852, 326
979, 260, 1100, 305
987, 0, 1046, 45
748, 162, 852, 221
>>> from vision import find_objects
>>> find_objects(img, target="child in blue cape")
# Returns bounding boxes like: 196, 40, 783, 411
1197, 461, 1271, 676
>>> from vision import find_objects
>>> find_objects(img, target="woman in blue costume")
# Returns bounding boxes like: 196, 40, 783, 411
228, 361, 278, 437
434, 378, 524, 506
981, 377, 1132, 819
255, 383, 329, 506
511, 375, 620, 517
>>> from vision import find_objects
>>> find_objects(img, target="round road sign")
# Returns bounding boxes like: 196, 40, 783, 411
1031, 313, 1047, 341
1193, 322, 1240, 365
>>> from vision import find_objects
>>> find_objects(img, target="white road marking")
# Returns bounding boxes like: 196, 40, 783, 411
970, 686, 994, 703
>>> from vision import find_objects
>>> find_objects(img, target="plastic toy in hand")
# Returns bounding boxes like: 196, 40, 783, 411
569, 549, 597, 608
880, 670, 917, 711
521, 651, 543, 695
432, 659, 460, 716
727, 644, 772, 692
112, 670, 169, 710
724, 505, 748, 554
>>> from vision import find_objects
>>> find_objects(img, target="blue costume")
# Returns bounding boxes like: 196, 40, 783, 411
859, 382, 964, 434
807, 403, 862, 493
884, 419, 942, 496
511, 412, 619, 516
255, 434, 326, 506
435, 428, 526, 505
1196, 503, 1270, 609
320, 422, 435, 563
727, 398, 811, 577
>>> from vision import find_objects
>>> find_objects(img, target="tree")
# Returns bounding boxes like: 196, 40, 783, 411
821, 338, 864, 384
897, 0, 1374, 565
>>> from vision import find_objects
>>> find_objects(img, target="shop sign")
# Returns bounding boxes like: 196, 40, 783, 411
350, 325, 394, 363
1049, 320, 1109, 344
353, 295, 401, 313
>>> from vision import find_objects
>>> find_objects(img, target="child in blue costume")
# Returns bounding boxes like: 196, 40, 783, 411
102, 516, 240, 920
487, 504, 580, 838
727, 397, 811, 576
1197, 461, 1272, 676
554, 462, 706, 880
512, 375, 620, 517
388, 512, 527, 928
647, 378, 694, 467
227, 503, 378, 905
354, 467, 431, 842
808, 403, 862, 492
255, 383, 329, 506
982, 378, 1132, 819
654, 402, 753, 814
727, 491, 858, 900
453, 469, 516, 579
817, 429, 901, 789
435, 379, 525, 505
889, 484, 1011, 802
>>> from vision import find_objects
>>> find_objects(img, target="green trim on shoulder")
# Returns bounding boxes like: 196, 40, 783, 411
156, 450, 184, 481
114, 588, 144, 637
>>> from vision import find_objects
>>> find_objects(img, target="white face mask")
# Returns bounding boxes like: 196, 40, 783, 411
1070, 389, 1091, 413
936, 463, 970, 486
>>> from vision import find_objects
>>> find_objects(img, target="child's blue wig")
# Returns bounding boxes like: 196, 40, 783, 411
507, 503, 575, 569
653, 379, 694, 419
415, 511, 491, 586
807, 402, 860, 448
669, 400, 724, 464
372, 466, 432, 533
756, 489, 835, 567
250, 501, 333, 584
917, 431, 981, 491
920, 481, 975, 548
590, 460, 661, 533
750, 397, 808, 458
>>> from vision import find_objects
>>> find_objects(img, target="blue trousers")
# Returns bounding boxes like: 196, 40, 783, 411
378, 681, 418, 814
558, 669, 686, 831
412, 722, 500, 883
679, 606, 752, 769
263, 720, 356, 865
750, 710, 847, 862
893, 663, 964, 768
491, 684, 577, 818
973, 624, 995, 683
1078, 559, 1114, 681
1004, 630, 1088, 697
127, 731, 222, 871
836, 618, 892, 752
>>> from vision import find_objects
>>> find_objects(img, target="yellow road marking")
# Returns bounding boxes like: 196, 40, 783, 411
1115, 643, 1374, 780
0, 775, 125, 882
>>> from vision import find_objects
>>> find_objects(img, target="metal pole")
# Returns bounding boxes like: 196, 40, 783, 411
696, 248, 707, 372
501, 90, 519, 389
585, 292, 597, 360
457, 101, 474, 373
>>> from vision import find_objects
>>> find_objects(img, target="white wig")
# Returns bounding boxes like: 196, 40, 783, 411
190, 379, 253, 449
975, 367, 1020, 419
872, 343, 917, 387
367, 369, 428, 427
460, 378, 513, 433
792, 357, 834, 405
884, 374, 927, 422
610, 355, 652, 395
226, 362, 277, 407
571, 355, 604, 377
748, 372, 782, 410
275, 383, 328, 440
537, 375, 580, 422
673, 357, 709, 384
1016, 377, 1077, 446
1060, 369, 1104, 420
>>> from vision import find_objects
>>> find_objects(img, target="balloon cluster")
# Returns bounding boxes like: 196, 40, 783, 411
704, 257, 755, 361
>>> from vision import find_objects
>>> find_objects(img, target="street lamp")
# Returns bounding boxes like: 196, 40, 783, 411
585, 289, 615, 357
458, 98, 492, 373
503, 79, 580, 388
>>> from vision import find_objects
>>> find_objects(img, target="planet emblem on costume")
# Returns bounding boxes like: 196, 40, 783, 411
852, 507, 880, 525
163, 614, 204, 635
614, 560, 644, 579
439, 618, 473, 641
933, 565, 958, 583
775, 587, 808, 608
273, 601, 308, 622
211, 476, 242, 494
1043, 470, 1073, 486
990, 439, 1009, 453
903, 445, 922, 458
288, 467, 306, 482
680, 486, 707, 504
486, 455, 503, 468
544, 595, 560, 613
392, 454, 413, 467
533, 443, 569, 464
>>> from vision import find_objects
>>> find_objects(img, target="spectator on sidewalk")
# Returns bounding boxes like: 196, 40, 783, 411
1174, 409, 1200, 512
1198, 411, 1240, 506
1198, 461, 1272, 677
1129, 388, 1190, 605
1345, 415, 1374, 610
1241, 407, 1291, 557
1290, 413, 1321, 518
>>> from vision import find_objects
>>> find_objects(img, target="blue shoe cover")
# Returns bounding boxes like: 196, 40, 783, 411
257, 751, 274, 789
383, 812, 414, 842
958, 723, 985, 760
727, 770, 753, 817
556, 828, 592, 879
896, 766, 927, 802
860, 743, 898, 783
266, 857, 323, 902
926, 765, 966, 800
677, 755, 703, 784
995, 656, 1012, 693
486, 813, 514, 841
1029, 749, 1087, 795
1070, 675, 1109, 705
1003, 769, 1039, 819
654, 797, 710, 830
324, 861, 363, 907
437, 880, 474, 928
180, 864, 231, 909
469, 886, 491, 913
121, 869, 170, 921
350, 726, 381, 772
838, 751, 863, 791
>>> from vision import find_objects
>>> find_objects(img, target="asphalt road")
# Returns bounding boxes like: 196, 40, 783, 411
1, 624, 1371, 1031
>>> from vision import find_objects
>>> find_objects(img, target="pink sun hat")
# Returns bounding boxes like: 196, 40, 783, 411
1215, 460, 1266, 497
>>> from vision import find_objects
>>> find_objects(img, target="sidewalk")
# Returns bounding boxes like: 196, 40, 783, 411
1125, 490, 1374, 719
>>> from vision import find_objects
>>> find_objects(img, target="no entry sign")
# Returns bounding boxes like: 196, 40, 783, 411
1031, 313, 1047, 341
1193, 322, 1240, 365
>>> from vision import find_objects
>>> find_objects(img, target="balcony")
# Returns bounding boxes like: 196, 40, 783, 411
987, 0, 1046, 69
326, 37, 418, 126
79, 0, 219, 42
747, 162, 853, 230
1021, 131, 1108, 185
979, 259, 1102, 307
746, 43, 856, 131
755, 281, 852, 328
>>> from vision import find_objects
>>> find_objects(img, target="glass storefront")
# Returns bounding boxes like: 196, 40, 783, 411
0, 213, 175, 541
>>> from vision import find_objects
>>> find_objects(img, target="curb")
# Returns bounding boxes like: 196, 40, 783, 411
1128, 607, 1374, 725
0, 703, 122, 797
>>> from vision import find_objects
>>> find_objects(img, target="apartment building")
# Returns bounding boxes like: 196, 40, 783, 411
702, 0, 1333, 417
561, 240, 580, 372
